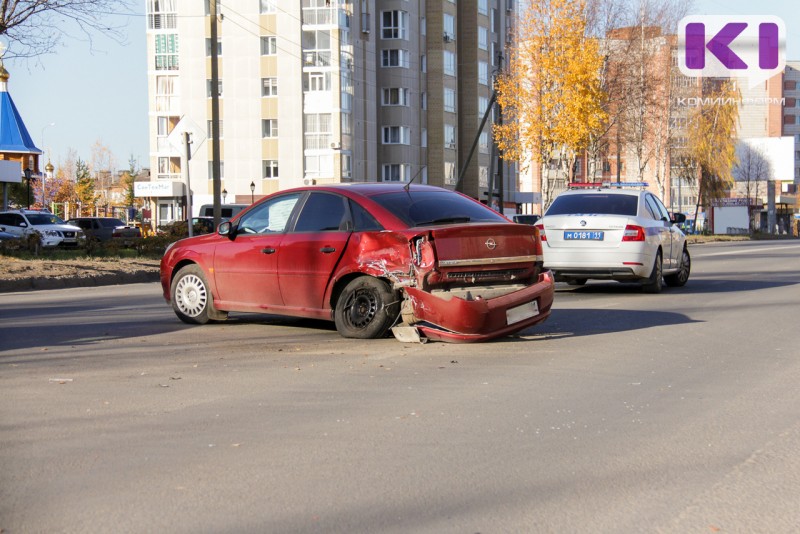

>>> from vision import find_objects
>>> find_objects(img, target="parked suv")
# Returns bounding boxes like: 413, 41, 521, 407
66, 217, 142, 243
0, 210, 84, 247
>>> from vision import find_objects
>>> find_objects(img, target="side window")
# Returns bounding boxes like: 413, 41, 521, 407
349, 200, 383, 231
237, 193, 301, 234
651, 195, 671, 221
293, 193, 347, 232
644, 196, 661, 221
0, 214, 11, 226
645, 195, 668, 222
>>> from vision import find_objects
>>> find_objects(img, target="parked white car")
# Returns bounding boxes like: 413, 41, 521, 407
535, 183, 690, 293
0, 210, 84, 247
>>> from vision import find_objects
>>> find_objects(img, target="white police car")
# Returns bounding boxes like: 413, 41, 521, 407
535, 183, 690, 293
0, 210, 84, 247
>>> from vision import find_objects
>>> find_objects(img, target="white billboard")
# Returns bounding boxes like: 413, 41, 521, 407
737, 136, 794, 181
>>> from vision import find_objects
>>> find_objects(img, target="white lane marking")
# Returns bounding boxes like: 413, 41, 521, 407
697, 244, 800, 257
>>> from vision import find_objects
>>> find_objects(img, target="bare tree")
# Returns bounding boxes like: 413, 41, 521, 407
0, 0, 133, 60
733, 142, 771, 231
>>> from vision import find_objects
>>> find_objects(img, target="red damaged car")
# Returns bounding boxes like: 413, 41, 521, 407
160, 183, 554, 342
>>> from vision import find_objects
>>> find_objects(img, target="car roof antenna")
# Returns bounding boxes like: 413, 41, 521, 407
403, 166, 425, 192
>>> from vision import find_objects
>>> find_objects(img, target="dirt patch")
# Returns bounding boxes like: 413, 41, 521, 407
0, 257, 162, 292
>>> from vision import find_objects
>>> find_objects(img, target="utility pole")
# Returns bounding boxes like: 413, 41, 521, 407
209, 0, 222, 228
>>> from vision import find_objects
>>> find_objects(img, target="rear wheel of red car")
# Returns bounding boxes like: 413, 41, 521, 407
171, 264, 228, 324
334, 276, 399, 339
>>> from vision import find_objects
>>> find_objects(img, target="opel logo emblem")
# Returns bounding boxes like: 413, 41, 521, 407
580, 220, 587, 227
485, 238, 497, 250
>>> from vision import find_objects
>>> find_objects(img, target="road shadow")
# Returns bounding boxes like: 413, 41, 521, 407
556, 276, 798, 295
520, 307, 700, 339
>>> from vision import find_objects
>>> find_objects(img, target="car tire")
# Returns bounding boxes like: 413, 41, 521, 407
641, 251, 663, 294
334, 276, 399, 339
567, 278, 587, 286
171, 264, 228, 324
664, 247, 691, 287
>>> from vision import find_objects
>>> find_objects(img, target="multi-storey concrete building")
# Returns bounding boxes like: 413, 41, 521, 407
141, 0, 515, 227
784, 61, 800, 185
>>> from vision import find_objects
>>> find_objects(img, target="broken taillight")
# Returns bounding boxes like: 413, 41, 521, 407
534, 223, 546, 241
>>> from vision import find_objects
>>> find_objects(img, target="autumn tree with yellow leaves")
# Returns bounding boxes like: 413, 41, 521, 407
495, 0, 607, 208
686, 79, 740, 231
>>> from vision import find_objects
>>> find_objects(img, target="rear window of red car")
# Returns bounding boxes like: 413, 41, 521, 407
370, 191, 507, 228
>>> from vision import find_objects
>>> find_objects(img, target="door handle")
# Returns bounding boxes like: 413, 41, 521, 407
261, 247, 276, 254
320, 247, 336, 253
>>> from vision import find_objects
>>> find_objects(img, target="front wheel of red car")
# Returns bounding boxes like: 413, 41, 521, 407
171, 264, 228, 324
334, 276, 399, 339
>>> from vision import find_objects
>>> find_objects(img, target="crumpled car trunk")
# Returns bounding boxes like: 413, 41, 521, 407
352, 223, 554, 342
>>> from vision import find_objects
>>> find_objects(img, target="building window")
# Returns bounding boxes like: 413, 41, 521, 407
206, 120, 223, 138
302, 30, 332, 67
422, 129, 428, 148
421, 54, 427, 72
263, 159, 279, 179
382, 49, 410, 68
262, 119, 279, 138
205, 38, 222, 56
784, 114, 797, 125
444, 161, 456, 185
479, 166, 489, 187
206, 79, 222, 98
155, 34, 179, 70
382, 164, 410, 182
421, 92, 427, 110
304, 113, 332, 150
444, 124, 456, 149
155, 75, 178, 112
443, 51, 456, 76
157, 156, 180, 180
478, 26, 488, 50
260, 0, 276, 14
381, 10, 408, 40
305, 154, 334, 179
262, 77, 278, 97
342, 113, 352, 135
383, 87, 410, 106
478, 61, 489, 85
261, 36, 277, 55
147, 0, 177, 30
382, 126, 410, 145
207, 161, 224, 180
479, 132, 489, 154
478, 96, 490, 116
443, 14, 455, 41
478, 0, 488, 16
444, 87, 456, 113
342, 154, 352, 179
303, 71, 331, 92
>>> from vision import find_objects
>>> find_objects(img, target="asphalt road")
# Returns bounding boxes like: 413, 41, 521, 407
1, 241, 799, 533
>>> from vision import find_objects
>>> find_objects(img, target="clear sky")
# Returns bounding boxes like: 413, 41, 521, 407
3, 0, 798, 173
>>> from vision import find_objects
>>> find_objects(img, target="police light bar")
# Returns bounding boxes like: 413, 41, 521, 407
568, 181, 649, 189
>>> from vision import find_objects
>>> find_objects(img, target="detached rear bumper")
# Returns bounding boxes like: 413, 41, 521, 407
403, 271, 555, 343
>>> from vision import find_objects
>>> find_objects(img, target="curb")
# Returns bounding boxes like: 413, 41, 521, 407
0, 271, 161, 293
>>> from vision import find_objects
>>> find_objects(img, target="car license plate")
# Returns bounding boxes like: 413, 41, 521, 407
564, 231, 604, 240
506, 300, 540, 324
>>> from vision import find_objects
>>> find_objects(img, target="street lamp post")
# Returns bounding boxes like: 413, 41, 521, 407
24, 166, 32, 209
40, 123, 55, 210
250, 181, 255, 204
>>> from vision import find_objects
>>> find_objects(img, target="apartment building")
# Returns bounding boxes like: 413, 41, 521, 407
142, 0, 515, 226
784, 61, 800, 185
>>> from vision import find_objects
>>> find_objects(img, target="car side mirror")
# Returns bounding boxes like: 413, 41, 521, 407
670, 212, 687, 225
218, 221, 235, 239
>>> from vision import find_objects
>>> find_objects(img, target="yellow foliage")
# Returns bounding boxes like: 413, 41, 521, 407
688, 80, 740, 199
495, 0, 607, 166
